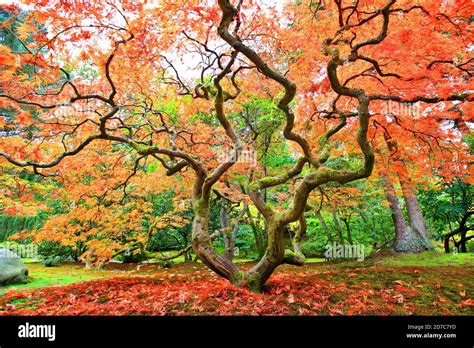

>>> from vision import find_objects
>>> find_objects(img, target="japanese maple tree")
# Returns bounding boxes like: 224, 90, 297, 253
0, 0, 472, 291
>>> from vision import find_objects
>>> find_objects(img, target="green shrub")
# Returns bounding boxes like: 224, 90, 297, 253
37, 241, 77, 265
300, 241, 326, 258
41, 256, 61, 267
114, 250, 148, 263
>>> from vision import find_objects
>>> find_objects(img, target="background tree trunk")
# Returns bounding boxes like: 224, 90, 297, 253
246, 208, 266, 257
219, 199, 233, 260
341, 216, 354, 245
384, 182, 429, 253
227, 204, 247, 260
444, 236, 451, 253
383, 134, 431, 252
332, 211, 345, 244
316, 211, 333, 242
460, 229, 468, 253
400, 180, 431, 245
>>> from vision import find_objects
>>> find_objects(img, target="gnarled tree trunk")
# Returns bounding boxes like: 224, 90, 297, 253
191, 198, 240, 284
292, 215, 307, 254
243, 219, 287, 291
210, 0, 375, 292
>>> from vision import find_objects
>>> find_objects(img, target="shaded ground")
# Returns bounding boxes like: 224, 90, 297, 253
0, 252, 473, 315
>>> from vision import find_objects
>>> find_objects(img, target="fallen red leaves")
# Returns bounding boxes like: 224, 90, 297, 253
0, 269, 436, 316
458, 299, 474, 308
0, 265, 471, 316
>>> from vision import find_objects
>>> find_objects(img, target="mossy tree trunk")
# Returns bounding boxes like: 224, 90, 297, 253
192, 197, 241, 283
243, 219, 287, 291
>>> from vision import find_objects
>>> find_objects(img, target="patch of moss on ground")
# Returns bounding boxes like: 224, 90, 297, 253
315, 266, 473, 315
374, 251, 474, 267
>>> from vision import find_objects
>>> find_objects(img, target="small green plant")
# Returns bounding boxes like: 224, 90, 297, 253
41, 256, 61, 267
300, 241, 326, 258
37, 241, 77, 266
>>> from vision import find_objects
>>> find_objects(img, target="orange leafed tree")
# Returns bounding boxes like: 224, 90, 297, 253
0, 0, 472, 291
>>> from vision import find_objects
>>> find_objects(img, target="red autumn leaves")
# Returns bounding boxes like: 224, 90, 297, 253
1, 267, 472, 316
